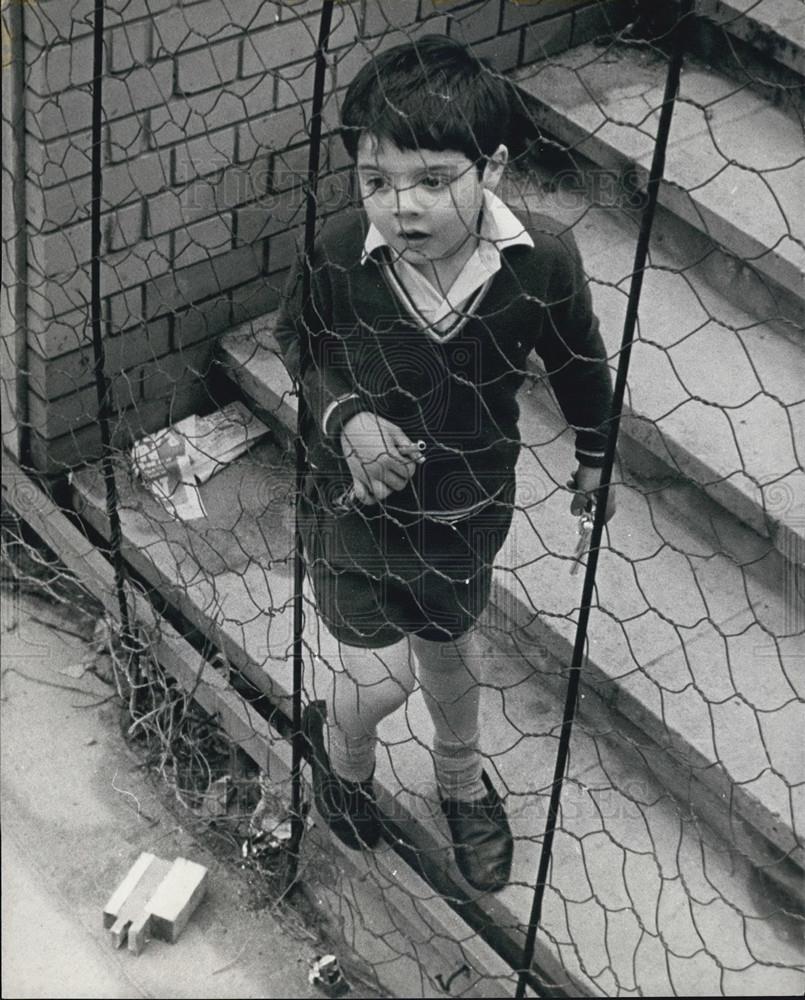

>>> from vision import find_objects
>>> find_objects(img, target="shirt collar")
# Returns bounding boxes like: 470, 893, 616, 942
360, 188, 534, 265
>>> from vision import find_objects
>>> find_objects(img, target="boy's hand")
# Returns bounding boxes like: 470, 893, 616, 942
340, 413, 423, 505
567, 465, 617, 523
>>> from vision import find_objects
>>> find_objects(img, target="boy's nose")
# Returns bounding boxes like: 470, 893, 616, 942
393, 185, 422, 218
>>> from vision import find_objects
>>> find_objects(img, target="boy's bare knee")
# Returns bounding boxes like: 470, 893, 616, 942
411, 628, 479, 674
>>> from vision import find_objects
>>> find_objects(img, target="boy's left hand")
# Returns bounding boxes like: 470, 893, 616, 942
567, 465, 617, 523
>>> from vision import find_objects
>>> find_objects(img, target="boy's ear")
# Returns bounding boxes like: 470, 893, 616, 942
482, 144, 508, 190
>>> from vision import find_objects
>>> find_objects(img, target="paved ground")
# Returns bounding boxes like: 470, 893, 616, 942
0, 589, 357, 1000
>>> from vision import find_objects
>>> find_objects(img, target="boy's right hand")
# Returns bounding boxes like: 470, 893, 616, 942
340, 413, 423, 505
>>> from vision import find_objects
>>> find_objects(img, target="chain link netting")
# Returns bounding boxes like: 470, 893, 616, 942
2, 0, 803, 996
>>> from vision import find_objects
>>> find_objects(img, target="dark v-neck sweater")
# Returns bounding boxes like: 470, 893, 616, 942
274, 206, 613, 516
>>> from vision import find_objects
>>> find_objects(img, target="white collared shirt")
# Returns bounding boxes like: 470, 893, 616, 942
360, 189, 534, 337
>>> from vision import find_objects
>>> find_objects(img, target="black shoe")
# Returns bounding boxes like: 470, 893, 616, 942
301, 700, 382, 851
440, 771, 513, 893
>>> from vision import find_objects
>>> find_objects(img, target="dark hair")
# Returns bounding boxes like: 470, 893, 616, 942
340, 35, 512, 173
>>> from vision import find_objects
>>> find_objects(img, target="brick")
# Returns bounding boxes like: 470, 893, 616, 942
99, 234, 173, 297
145, 243, 262, 317
26, 88, 94, 143
29, 371, 140, 437
271, 144, 312, 190
152, 170, 268, 238
104, 147, 172, 208
109, 21, 151, 73
151, 0, 277, 57
150, 77, 270, 148
236, 105, 307, 165
104, 60, 174, 120
140, 342, 214, 403
173, 213, 234, 269
107, 200, 145, 251
29, 386, 206, 472
23, 0, 96, 48
105, 0, 176, 20
242, 19, 319, 76
108, 113, 150, 164
27, 262, 90, 317
28, 222, 91, 276
23, 0, 174, 48
28, 346, 94, 400
362, 0, 421, 36
28, 317, 171, 398
267, 224, 305, 272
235, 184, 305, 246
26, 129, 94, 189
230, 276, 281, 325
276, 0, 325, 20
145, 188, 185, 237
173, 127, 237, 185
24, 34, 97, 94
446, 0, 503, 44
275, 58, 339, 120
521, 10, 572, 60
152, 6, 201, 57
234, 201, 274, 247
26, 177, 89, 231
177, 38, 240, 95
173, 295, 233, 349
466, 26, 522, 68
27, 306, 89, 357
27, 61, 172, 141
178, 162, 272, 223
571, 0, 631, 46
107, 285, 145, 331
241, 11, 359, 77
502, 0, 582, 30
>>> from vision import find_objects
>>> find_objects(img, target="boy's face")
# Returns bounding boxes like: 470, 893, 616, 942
356, 135, 507, 267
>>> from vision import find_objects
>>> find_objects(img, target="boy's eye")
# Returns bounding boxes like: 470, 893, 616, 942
421, 175, 449, 190
363, 177, 388, 193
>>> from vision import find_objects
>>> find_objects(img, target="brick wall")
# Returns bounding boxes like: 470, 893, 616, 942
14, 0, 629, 473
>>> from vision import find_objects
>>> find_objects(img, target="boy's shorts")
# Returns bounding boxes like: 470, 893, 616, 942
300, 479, 515, 648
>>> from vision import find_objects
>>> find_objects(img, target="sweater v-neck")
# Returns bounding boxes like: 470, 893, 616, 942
381, 258, 496, 344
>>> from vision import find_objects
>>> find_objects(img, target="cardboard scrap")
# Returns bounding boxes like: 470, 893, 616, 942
131, 402, 269, 521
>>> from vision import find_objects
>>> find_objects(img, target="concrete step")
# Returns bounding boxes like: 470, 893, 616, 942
498, 170, 805, 571
694, 0, 805, 102
217, 318, 803, 895
510, 40, 805, 323
69, 447, 805, 998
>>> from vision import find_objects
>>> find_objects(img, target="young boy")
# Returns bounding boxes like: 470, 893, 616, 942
274, 35, 615, 893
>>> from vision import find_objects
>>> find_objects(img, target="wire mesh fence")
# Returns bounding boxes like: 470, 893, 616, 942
2, 0, 803, 996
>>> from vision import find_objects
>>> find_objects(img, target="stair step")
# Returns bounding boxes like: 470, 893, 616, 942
498, 171, 805, 568
218, 320, 803, 888
511, 40, 805, 312
697, 0, 805, 79
69, 450, 805, 997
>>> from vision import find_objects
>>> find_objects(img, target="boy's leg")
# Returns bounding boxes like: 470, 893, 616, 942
410, 629, 486, 801
412, 627, 513, 893
327, 638, 416, 782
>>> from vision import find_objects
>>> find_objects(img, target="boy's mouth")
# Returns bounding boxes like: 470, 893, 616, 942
400, 230, 429, 242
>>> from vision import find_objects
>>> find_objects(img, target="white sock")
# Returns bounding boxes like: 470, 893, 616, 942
433, 729, 486, 801
327, 724, 376, 784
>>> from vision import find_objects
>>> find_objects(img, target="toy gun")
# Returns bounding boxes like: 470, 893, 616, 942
333, 439, 426, 512
570, 507, 595, 576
